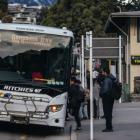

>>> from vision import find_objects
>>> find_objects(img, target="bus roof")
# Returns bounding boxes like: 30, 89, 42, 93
0, 23, 73, 37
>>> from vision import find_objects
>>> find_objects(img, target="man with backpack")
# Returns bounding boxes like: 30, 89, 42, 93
99, 68, 115, 132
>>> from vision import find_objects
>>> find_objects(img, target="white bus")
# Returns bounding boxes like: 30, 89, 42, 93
0, 23, 74, 128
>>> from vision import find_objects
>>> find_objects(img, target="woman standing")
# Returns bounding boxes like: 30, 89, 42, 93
93, 79, 100, 119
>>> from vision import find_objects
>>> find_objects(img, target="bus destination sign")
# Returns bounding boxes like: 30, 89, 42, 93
131, 56, 140, 65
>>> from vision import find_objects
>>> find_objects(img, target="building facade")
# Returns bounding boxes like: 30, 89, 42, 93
8, 4, 42, 24
105, 11, 140, 97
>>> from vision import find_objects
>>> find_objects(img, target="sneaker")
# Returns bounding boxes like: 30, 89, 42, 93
101, 115, 105, 119
94, 116, 98, 119
102, 129, 113, 132
75, 127, 82, 131
65, 117, 70, 121
83, 117, 88, 120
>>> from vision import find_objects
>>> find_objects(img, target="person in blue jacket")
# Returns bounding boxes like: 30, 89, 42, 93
100, 68, 115, 132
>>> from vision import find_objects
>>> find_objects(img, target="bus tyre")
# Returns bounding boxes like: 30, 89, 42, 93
56, 127, 64, 133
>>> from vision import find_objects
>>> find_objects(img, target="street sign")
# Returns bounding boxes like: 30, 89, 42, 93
84, 38, 124, 59
131, 56, 140, 65
86, 32, 90, 48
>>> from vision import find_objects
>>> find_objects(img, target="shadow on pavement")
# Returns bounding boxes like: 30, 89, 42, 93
0, 121, 63, 136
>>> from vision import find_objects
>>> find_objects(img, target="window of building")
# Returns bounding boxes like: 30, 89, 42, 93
134, 77, 140, 94
137, 18, 140, 42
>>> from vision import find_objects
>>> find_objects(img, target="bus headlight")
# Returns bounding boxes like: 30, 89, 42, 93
48, 104, 63, 113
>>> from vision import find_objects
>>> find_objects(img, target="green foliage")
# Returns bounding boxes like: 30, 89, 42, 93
41, 0, 139, 41
0, 0, 8, 19
125, 0, 140, 11
2, 15, 13, 23
45, 0, 119, 41
0, 0, 8, 12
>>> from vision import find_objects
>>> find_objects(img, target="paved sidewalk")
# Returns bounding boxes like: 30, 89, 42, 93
69, 102, 140, 140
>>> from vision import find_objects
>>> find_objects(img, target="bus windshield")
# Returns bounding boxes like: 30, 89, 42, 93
0, 30, 72, 87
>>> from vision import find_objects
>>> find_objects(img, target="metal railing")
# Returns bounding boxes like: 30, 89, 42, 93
0, 94, 50, 120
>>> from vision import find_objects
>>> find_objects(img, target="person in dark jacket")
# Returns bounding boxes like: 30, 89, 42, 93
99, 68, 115, 132
69, 77, 82, 130
97, 70, 105, 118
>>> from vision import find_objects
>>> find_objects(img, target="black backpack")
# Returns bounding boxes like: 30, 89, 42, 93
77, 85, 85, 102
111, 78, 122, 100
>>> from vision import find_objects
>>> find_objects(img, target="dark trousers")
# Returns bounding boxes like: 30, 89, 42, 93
73, 102, 81, 127
102, 99, 105, 117
94, 99, 97, 118
102, 95, 114, 130
87, 99, 90, 119
87, 99, 99, 118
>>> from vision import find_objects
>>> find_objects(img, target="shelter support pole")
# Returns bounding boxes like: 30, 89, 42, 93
81, 35, 85, 88
119, 36, 122, 103
89, 31, 94, 140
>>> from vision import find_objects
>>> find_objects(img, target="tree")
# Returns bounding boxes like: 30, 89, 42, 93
125, 0, 140, 11
41, 0, 127, 41
2, 15, 13, 23
0, 0, 8, 12
0, 0, 8, 19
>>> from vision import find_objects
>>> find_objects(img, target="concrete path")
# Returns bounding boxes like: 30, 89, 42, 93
69, 102, 140, 140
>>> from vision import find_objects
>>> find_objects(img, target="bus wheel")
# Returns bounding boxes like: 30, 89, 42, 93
56, 127, 64, 133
